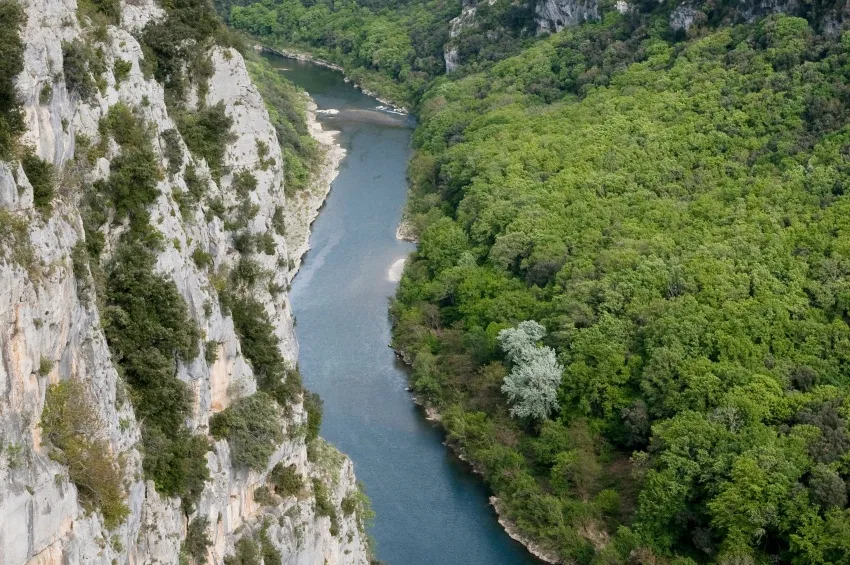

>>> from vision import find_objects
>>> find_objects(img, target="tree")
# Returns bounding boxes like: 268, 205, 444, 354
498, 321, 563, 420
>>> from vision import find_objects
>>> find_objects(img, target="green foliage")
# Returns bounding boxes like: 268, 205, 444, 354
312, 477, 339, 536
209, 392, 283, 470
224, 293, 303, 405
41, 380, 129, 529
62, 39, 106, 101
93, 104, 162, 236
205, 340, 219, 364
258, 522, 282, 565
21, 148, 55, 213
0, 209, 35, 272
182, 517, 211, 565
192, 248, 213, 270
38, 356, 53, 376
0, 0, 25, 157
388, 12, 850, 563
269, 462, 302, 496
253, 485, 276, 505
224, 536, 260, 565
304, 390, 323, 442
245, 53, 318, 193
229, 0, 462, 105
113, 59, 132, 83
161, 128, 183, 176
39, 83, 52, 105
139, 0, 226, 107
271, 206, 285, 236
103, 241, 207, 506
231, 169, 257, 197
177, 101, 234, 179
342, 483, 374, 534
77, 0, 121, 27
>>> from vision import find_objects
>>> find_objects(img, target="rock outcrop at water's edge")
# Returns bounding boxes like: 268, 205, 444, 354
0, 0, 369, 563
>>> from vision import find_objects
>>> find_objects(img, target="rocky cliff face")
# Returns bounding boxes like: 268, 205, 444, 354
0, 0, 369, 563
534, 0, 598, 32
528, 0, 849, 39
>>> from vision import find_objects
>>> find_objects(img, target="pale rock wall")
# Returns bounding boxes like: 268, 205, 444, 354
534, 0, 599, 32
0, 0, 370, 563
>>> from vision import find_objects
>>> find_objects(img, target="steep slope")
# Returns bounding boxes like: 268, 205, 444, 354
0, 0, 370, 563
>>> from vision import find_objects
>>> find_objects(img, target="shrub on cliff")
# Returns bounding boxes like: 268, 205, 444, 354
224, 292, 302, 406
177, 101, 234, 179
21, 148, 55, 213
103, 241, 208, 506
41, 380, 129, 529
269, 462, 302, 497
210, 392, 283, 470
0, 0, 25, 157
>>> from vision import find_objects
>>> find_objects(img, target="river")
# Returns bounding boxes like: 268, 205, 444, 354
263, 53, 540, 565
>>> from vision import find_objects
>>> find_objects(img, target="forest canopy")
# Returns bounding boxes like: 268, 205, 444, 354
391, 13, 850, 565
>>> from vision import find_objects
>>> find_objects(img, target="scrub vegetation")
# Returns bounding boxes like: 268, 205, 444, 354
41, 380, 129, 529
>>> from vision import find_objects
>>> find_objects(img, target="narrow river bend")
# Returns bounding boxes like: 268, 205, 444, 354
269, 54, 539, 565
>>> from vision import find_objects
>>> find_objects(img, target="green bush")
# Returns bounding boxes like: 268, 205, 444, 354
39, 83, 52, 104
177, 101, 234, 179
223, 536, 260, 565
204, 340, 219, 364
62, 39, 105, 101
139, 0, 223, 106
113, 59, 132, 83
182, 516, 211, 565
312, 478, 339, 536
224, 293, 302, 406
161, 128, 183, 176
231, 169, 257, 197
209, 392, 283, 470
103, 241, 207, 506
0, 0, 26, 157
304, 391, 322, 442
0, 209, 34, 272
77, 0, 121, 26
41, 380, 129, 529
269, 462, 302, 497
38, 356, 53, 376
271, 206, 285, 236
95, 104, 162, 235
192, 248, 213, 269
253, 485, 276, 506
21, 148, 55, 213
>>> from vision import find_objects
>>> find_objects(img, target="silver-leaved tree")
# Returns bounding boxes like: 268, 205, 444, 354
498, 320, 564, 421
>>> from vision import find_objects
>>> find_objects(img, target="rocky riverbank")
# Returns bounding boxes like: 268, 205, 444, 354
284, 97, 346, 276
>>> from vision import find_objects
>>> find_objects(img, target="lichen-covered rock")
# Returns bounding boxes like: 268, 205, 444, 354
0, 0, 369, 563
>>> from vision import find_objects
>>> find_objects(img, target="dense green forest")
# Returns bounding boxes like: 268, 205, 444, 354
223, 0, 850, 561
396, 14, 850, 563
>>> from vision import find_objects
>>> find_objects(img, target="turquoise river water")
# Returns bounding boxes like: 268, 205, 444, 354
269, 53, 540, 565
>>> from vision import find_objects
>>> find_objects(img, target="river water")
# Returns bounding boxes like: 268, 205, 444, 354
267, 54, 539, 565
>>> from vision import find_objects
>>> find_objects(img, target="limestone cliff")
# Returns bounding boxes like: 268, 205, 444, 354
0, 0, 369, 563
